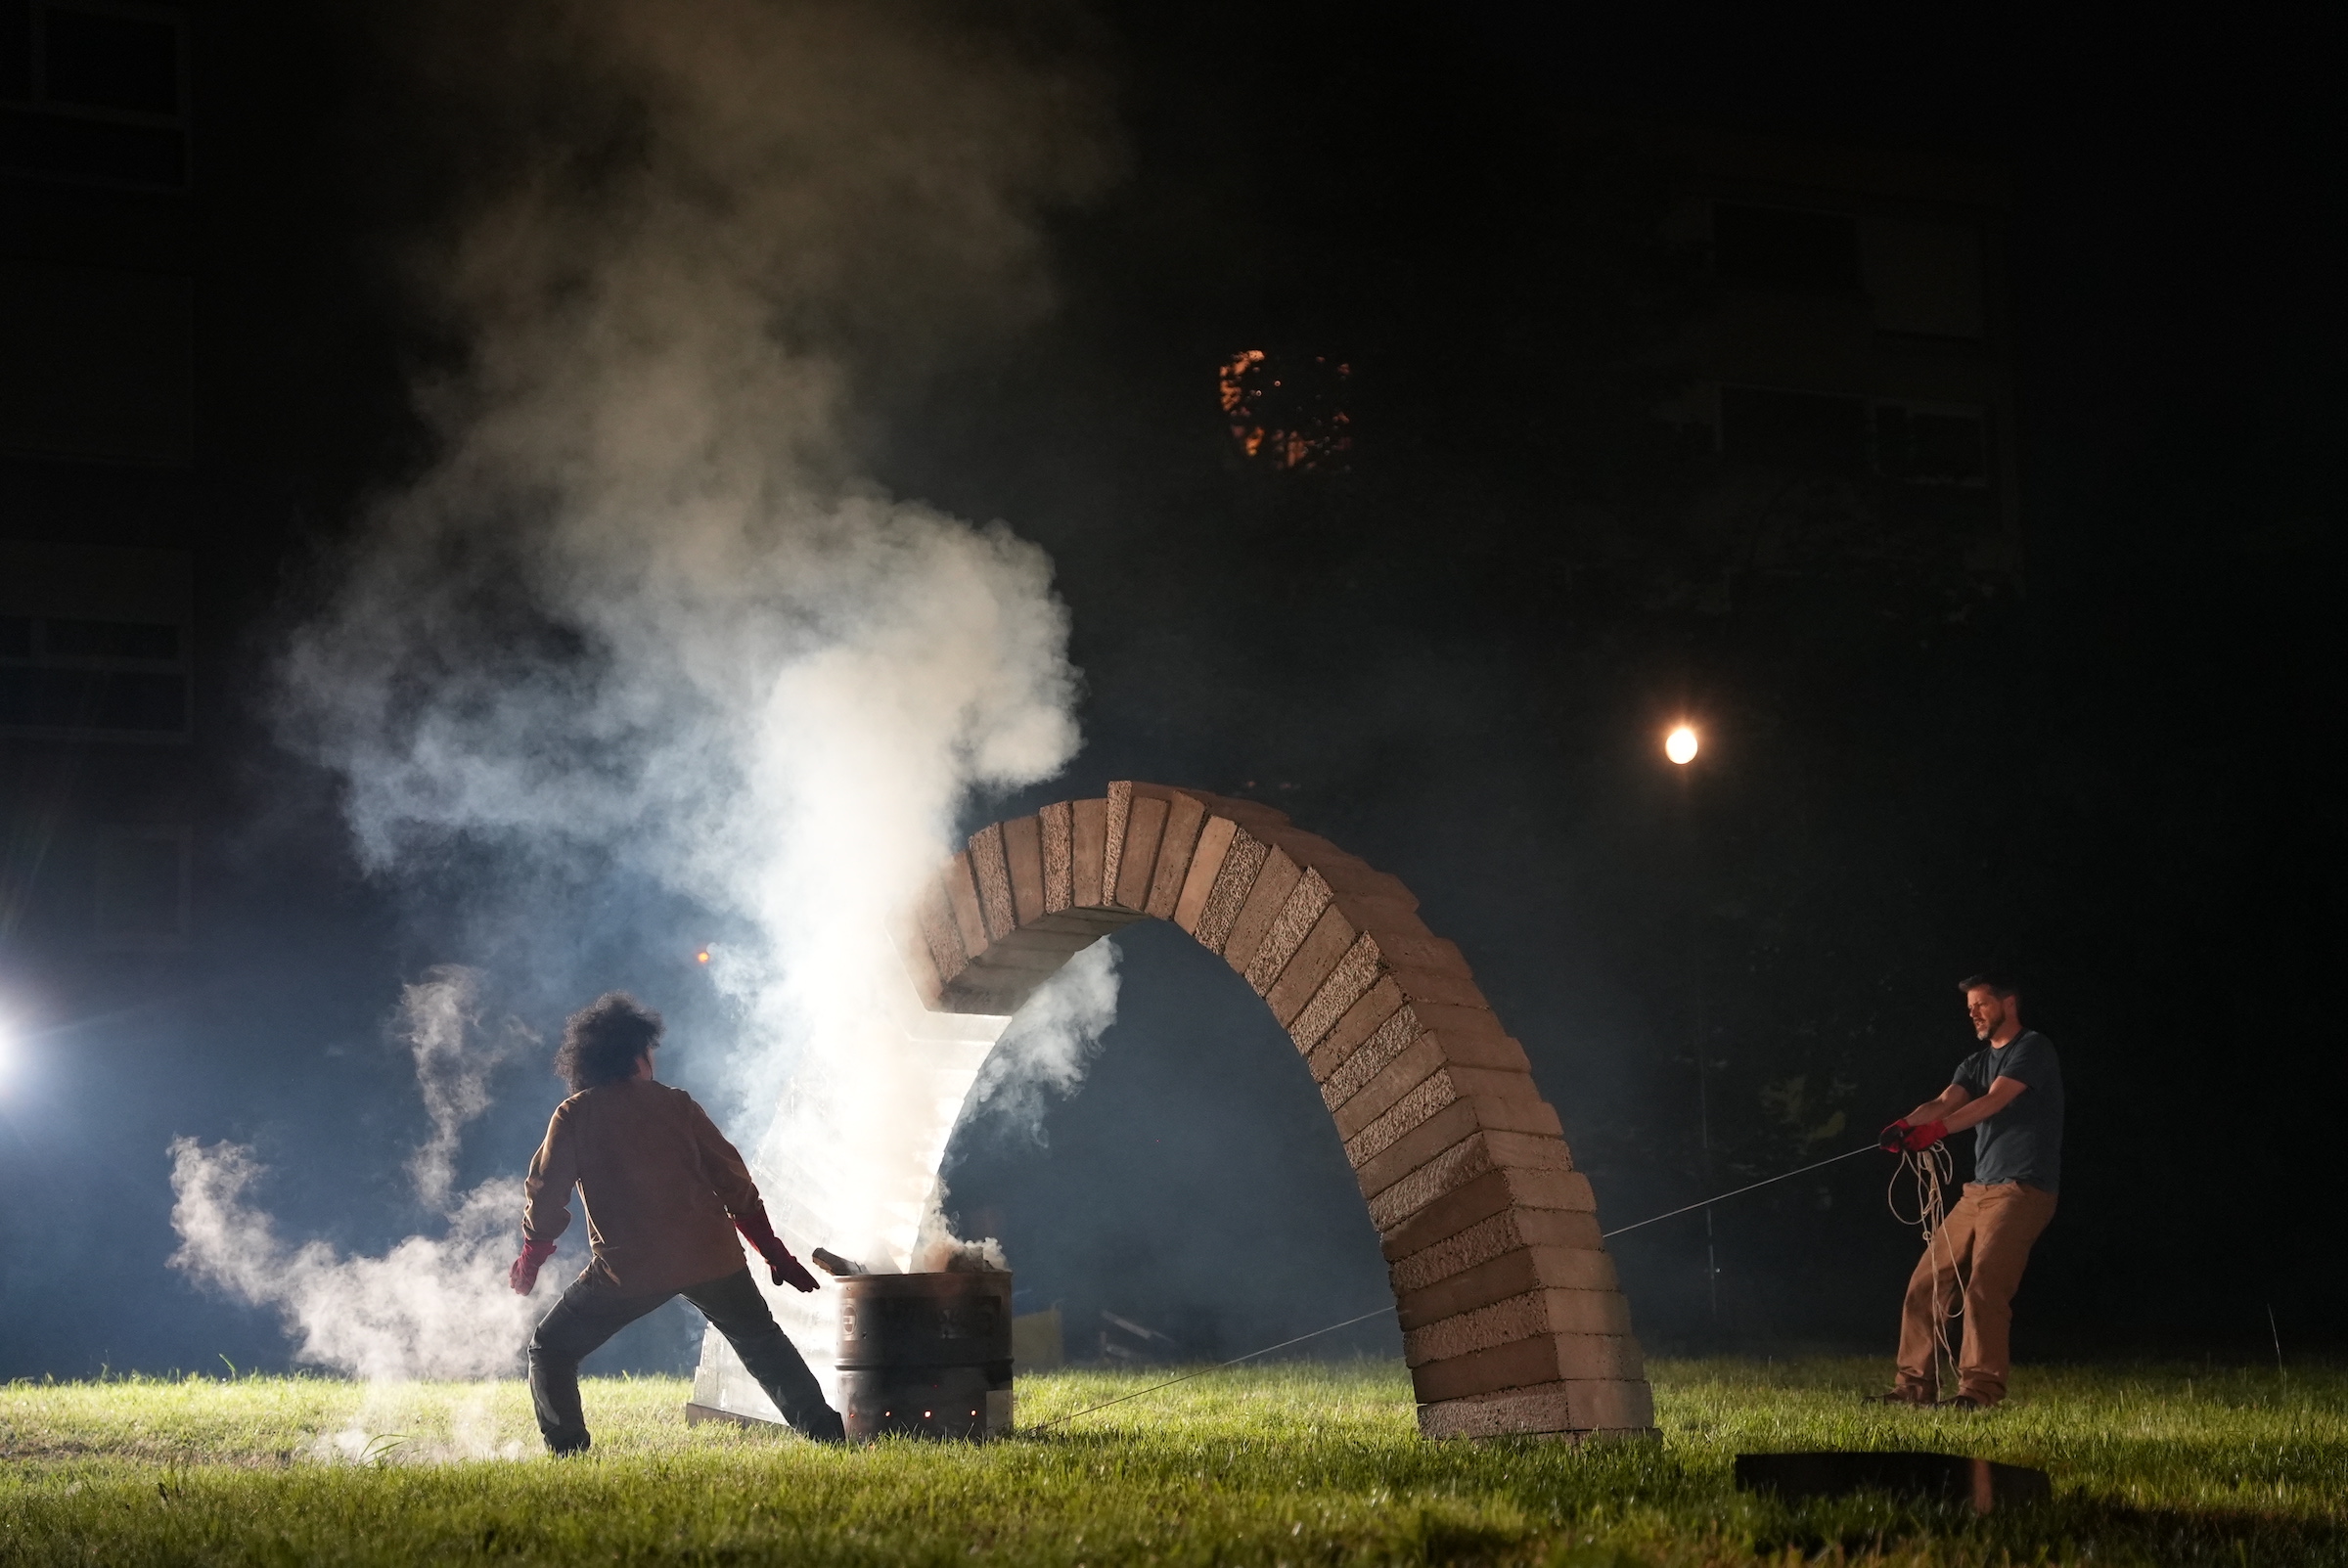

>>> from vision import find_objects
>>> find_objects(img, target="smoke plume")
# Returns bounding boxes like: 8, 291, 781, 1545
193, 0, 1120, 1396
962, 937, 1121, 1143
168, 973, 537, 1387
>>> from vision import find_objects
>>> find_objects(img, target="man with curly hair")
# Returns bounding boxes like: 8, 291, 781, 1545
510, 991, 845, 1452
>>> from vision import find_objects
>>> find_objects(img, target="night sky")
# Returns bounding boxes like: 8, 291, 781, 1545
0, 1, 2336, 1378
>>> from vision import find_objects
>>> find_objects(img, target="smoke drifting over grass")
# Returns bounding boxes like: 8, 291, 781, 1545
167, 0, 1121, 1387
169, 973, 537, 1384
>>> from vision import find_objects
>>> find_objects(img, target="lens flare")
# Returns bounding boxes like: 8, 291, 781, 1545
1665, 725, 1699, 765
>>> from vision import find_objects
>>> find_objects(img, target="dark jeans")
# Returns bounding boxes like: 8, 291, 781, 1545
527, 1265, 843, 1453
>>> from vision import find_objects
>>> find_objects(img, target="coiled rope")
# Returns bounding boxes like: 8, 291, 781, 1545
1885, 1142, 1963, 1391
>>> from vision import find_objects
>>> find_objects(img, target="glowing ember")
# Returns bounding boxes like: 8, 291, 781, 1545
1219, 349, 1352, 470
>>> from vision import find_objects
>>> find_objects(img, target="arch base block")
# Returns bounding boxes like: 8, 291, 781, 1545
1418, 1379, 1657, 1441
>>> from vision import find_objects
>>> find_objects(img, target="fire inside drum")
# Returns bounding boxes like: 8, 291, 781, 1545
835, 1271, 1014, 1441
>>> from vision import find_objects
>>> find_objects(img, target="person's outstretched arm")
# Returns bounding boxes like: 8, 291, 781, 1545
512, 1107, 577, 1294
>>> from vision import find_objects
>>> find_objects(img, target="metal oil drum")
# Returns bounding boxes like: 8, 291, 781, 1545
834, 1270, 1013, 1441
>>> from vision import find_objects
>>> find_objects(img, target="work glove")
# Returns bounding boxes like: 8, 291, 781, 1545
734, 1204, 820, 1293
1878, 1120, 1912, 1153
509, 1238, 557, 1296
1899, 1120, 1949, 1153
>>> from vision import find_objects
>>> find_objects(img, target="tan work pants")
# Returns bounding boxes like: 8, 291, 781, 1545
1896, 1180, 2057, 1403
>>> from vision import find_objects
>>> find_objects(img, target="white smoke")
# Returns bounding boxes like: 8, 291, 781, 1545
173, 1, 1122, 1418
241, 0, 1110, 1324
168, 973, 538, 1410
168, 1138, 534, 1385
402, 966, 530, 1210
961, 937, 1121, 1143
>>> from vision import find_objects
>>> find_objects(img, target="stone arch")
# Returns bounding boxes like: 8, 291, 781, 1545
905, 781, 1653, 1441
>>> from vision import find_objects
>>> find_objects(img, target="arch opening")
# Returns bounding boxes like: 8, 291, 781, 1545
695, 781, 1653, 1440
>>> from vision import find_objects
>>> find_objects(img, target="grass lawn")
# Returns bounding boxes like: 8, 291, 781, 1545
3, 1359, 2341, 1565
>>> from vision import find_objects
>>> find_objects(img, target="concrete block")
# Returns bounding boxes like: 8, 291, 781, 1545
1112, 793, 1168, 912
1415, 1379, 1654, 1440
1243, 870, 1333, 994
1407, 1334, 1567, 1401
1328, 891, 1434, 939
1003, 814, 1046, 926
1040, 800, 1074, 913
1256, 828, 1418, 908
1193, 827, 1268, 952
1332, 1033, 1449, 1137
1387, 967, 1491, 1011
1407, 1333, 1648, 1406
1338, 1055, 1453, 1144
1317, 1000, 1422, 1102
1146, 793, 1208, 918
1286, 931, 1381, 1053
1357, 927, 1470, 976
967, 823, 1016, 940
944, 850, 990, 959
1396, 1245, 1623, 1327
1415, 1018, 1532, 1076
1266, 907, 1360, 1029
1307, 980, 1409, 1082
1406, 1001, 1510, 1043
1071, 798, 1106, 911
1221, 848, 1302, 972
1102, 780, 1133, 907
1389, 1211, 1620, 1295
914, 875, 968, 987
1369, 1131, 1583, 1232
1354, 1100, 1567, 1200
1379, 1166, 1602, 1261
1198, 793, 1291, 833
1566, 1379, 1656, 1433
1171, 815, 1238, 932
1402, 1290, 1636, 1364
897, 916, 948, 1009
1416, 1383, 1579, 1439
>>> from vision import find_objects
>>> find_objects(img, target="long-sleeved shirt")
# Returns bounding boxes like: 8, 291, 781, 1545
522, 1079, 760, 1296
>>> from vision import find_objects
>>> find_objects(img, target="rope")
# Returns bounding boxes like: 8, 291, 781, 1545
1599, 1143, 1878, 1239
1886, 1142, 1963, 1391
1023, 1143, 1887, 1433
1022, 1307, 1397, 1433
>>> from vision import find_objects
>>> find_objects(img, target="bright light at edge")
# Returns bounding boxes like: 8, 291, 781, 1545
1665, 725, 1699, 765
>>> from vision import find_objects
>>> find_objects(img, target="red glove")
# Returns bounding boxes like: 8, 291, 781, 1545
509, 1238, 556, 1296
1900, 1120, 1949, 1152
733, 1204, 820, 1293
1878, 1120, 1912, 1153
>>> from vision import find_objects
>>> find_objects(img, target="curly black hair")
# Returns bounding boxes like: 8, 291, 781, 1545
554, 992, 664, 1092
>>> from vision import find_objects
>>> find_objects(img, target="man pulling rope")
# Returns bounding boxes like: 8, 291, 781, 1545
1868, 971, 2065, 1411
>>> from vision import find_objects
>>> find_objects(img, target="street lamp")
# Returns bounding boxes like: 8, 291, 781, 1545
1665, 724, 1699, 766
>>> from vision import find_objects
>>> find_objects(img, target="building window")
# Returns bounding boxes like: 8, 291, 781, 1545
0, 541, 191, 741
93, 824, 188, 949
1719, 384, 1990, 488
0, 2, 188, 190
1712, 203, 1862, 295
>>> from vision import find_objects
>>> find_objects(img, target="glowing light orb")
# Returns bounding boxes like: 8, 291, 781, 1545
1665, 725, 1699, 765
697, 950, 711, 964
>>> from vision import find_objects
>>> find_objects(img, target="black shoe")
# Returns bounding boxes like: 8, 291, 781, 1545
545, 1432, 592, 1456
1934, 1394, 1996, 1411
